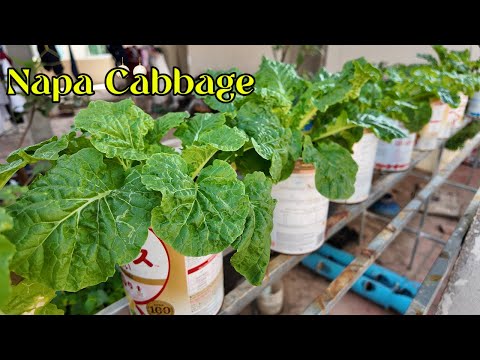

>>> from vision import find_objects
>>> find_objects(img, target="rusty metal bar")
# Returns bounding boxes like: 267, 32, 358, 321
302, 132, 480, 315
365, 211, 446, 245
218, 149, 433, 315
408, 146, 444, 269
405, 186, 480, 315
411, 171, 478, 193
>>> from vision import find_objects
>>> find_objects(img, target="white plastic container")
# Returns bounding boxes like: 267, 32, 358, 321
121, 229, 224, 315
450, 93, 470, 132
375, 119, 416, 172
271, 161, 329, 255
466, 92, 480, 119
333, 132, 378, 204
416, 100, 449, 150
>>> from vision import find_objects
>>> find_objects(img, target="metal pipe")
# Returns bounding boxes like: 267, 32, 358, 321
317, 243, 420, 297
302, 132, 480, 315
406, 186, 480, 315
408, 146, 444, 269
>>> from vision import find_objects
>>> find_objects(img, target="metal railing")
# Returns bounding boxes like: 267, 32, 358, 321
98, 129, 480, 315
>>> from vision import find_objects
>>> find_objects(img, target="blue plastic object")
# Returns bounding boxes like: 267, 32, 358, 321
302, 253, 414, 314
318, 244, 420, 297
303, 120, 314, 131
369, 193, 401, 217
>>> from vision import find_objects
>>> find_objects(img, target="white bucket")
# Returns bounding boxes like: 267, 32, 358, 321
375, 120, 416, 172
466, 92, 480, 119
121, 229, 224, 315
416, 100, 449, 150
333, 132, 378, 204
271, 162, 329, 255
450, 93, 470, 132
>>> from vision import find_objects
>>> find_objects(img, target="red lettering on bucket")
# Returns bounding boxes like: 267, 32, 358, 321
133, 249, 154, 267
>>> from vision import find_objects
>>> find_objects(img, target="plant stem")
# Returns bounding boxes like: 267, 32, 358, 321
297, 107, 318, 130
191, 150, 218, 179
311, 124, 357, 142
17, 104, 36, 148
117, 158, 128, 171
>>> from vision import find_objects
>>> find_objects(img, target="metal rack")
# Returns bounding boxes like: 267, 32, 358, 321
303, 132, 480, 314
98, 130, 480, 316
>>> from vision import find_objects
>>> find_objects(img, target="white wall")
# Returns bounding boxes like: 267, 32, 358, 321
188, 45, 480, 75
325, 45, 480, 72
188, 45, 275, 76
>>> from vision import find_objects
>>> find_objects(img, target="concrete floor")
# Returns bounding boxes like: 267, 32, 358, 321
276, 165, 480, 315
1, 110, 479, 316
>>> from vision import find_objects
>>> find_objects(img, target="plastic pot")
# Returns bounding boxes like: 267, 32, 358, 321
120, 229, 224, 315
271, 161, 329, 255
333, 132, 378, 204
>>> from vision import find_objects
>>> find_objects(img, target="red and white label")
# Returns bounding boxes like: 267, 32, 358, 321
185, 254, 223, 314
121, 230, 170, 304
375, 121, 416, 172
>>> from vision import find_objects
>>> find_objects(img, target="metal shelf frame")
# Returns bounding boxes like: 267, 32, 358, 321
98, 129, 480, 316
302, 132, 480, 315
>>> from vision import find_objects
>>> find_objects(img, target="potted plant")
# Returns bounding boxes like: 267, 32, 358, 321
199, 57, 406, 254
0, 99, 276, 315
418, 45, 480, 137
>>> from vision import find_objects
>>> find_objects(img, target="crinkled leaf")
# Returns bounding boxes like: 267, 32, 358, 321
200, 126, 247, 151
446, 121, 480, 150
329, 127, 364, 153
278, 129, 303, 181
146, 112, 189, 144
74, 99, 154, 160
0, 159, 26, 189
2, 134, 72, 189
400, 100, 433, 133
146, 143, 177, 155
311, 110, 357, 141
196, 68, 244, 113
0, 185, 28, 207
417, 53, 438, 66
34, 302, 64, 315
290, 58, 380, 130
255, 57, 304, 103
236, 103, 292, 182
181, 144, 218, 177
350, 111, 407, 142
231, 172, 275, 286
142, 154, 249, 256
312, 58, 381, 113
175, 113, 247, 151
302, 136, 358, 199
0, 209, 15, 306
235, 149, 271, 177
0, 280, 57, 315
7, 135, 67, 162
6, 148, 160, 291
60, 135, 93, 156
